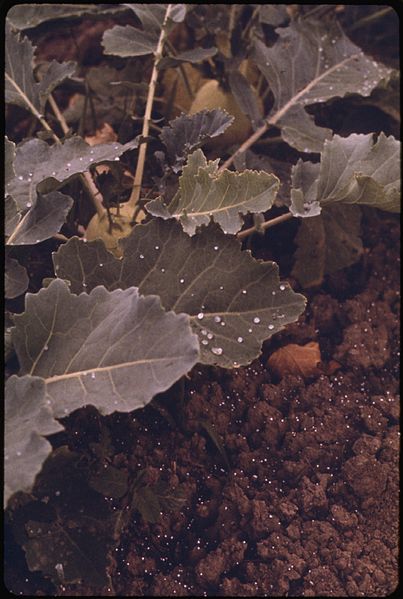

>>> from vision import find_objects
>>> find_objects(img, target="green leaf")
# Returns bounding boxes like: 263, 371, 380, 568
5, 255, 29, 298
12, 279, 199, 417
7, 191, 74, 246
253, 19, 392, 152
37, 60, 76, 111
5, 22, 75, 113
4, 375, 63, 507
291, 205, 363, 288
7, 135, 139, 212
146, 149, 280, 235
160, 109, 234, 172
124, 4, 187, 30
52, 219, 306, 368
290, 133, 400, 216
102, 25, 158, 57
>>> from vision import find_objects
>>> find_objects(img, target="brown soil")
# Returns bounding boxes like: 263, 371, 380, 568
5, 210, 399, 597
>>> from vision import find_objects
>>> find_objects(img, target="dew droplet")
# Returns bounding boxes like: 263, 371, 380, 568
201, 339, 208, 346
179, 278, 185, 283
242, 289, 247, 294
44, 345, 49, 350
155, 245, 159, 250
268, 324, 274, 330
213, 246, 219, 251
91, 372, 96, 379
248, 328, 253, 333
16, 451, 22, 457
99, 263, 103, 267
279, 284, 286, 291
201, 329, 207, 336
211, 347, 223, 355
214, 316, 221, 323
253, 317, 260, 324
26, 202, 32, 208
272, 291, 276, 295
67, 162, 71, 168
197, 312, 204, 320
90, 150, 94, 154
139, 254, 144, 259
52, 171, 56, 176
114, 157, 120, 161
237, 337, 243, 343
220, 321, 226, 326
219, 285, 224, 290
207, 333, 213, 340
161, 268, 165, 272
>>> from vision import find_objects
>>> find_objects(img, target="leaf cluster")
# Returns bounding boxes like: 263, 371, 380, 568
4, 4, 400, 590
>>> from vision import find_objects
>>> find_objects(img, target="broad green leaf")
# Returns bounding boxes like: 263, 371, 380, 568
5, 136, 16, 185
292, 205, 363, 288
160, 110, 234, 172
102, 25, 158, 57
7, 191, 74, 246
253, 19, 392, 152
7, 4, 128, 30
12, 279, 199, 416
5, 255, 29, 298
290, 133, 400, 216
146, 149, 280, 235
6, 135, 139, 211
51, 219, 306, 368
5, 22, 75, 113
4, 375, 63, 507
124, 3, 186, 30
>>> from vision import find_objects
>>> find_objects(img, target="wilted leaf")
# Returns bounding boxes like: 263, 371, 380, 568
228, 70, 263, 131
102, 25, 158, 57
292, 205, 363, 288
6, 135, 139, 212
253, 19, 392, 152
4, 375, 63, 507
7, 191, 74, 246
52, 219, 306, 368
5, 22, 75, 112
7, 4, 128, 30
12, 279, 199, 417
133, 480, 186, 523
160, 109, 234, 172
268, 341, 321, 379
146, 149, 280, 235
290, 133, 400, 216
5, 136, 16, 185
89, 465, 129, 499
5, 255, 29, 298
24, 519, 110, 587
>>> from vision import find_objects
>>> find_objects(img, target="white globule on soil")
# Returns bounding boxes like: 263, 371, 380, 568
85, 203, 144, 257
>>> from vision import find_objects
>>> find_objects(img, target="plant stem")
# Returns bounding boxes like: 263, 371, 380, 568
237, 211, 293, 239
127, 4, 173, 214
48, 94, 106, 218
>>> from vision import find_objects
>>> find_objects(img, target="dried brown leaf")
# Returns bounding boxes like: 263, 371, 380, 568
268, 341, 321, 379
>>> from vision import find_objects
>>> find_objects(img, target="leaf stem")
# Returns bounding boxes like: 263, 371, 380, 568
127, 4, 173, 214
48, 94, 106, 218
237, 210, 293, 239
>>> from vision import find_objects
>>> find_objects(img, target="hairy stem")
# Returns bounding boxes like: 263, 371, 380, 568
237, 211, 293, 240
48, 94, 106, 218
127, 4, 173, 214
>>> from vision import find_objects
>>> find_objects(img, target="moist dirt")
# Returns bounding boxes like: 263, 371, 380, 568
5, 210, 399, 597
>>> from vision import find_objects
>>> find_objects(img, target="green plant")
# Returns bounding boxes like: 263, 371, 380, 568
4, 4, 400, 590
